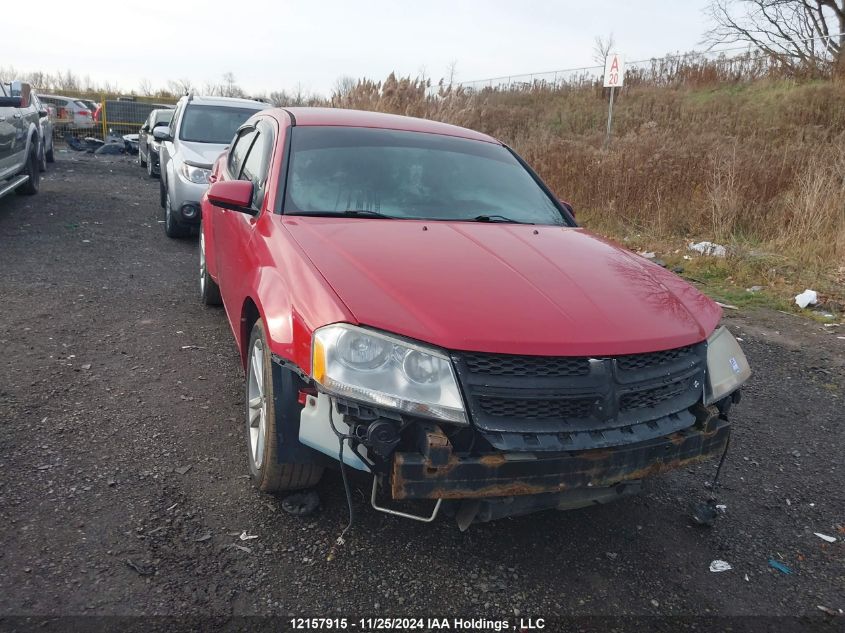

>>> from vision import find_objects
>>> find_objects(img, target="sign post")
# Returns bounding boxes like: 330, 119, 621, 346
603, 53, 624, 149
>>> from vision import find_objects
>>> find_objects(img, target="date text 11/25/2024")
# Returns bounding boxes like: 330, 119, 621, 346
290, 617, 546, 630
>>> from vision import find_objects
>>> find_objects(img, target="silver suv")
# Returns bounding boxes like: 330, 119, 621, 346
0, 81, 42, 200
155, 95, 267, 238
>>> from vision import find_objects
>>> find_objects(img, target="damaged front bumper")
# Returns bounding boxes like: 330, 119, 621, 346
389, 406, 729, 502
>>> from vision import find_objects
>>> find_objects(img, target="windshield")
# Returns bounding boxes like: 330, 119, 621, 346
284, 127, 566, 225
179, 105, 260, 144
153, 110, 174, 126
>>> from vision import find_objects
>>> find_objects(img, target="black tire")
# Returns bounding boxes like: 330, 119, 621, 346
164, 192, 191, 239
16, 145, 40, 196
159, 176, 166, 208
45, 142, 55, 163
39, 142, 47, 173
246, 320, 324, 492
199, 230, 222, 306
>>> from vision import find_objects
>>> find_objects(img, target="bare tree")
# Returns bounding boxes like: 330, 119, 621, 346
592, 33, 616, 65
139, 78, 153, 96
446, 60, 459, 86
167, 78, 194, 96
333, 75, 357, 98
703, 0, 844, 70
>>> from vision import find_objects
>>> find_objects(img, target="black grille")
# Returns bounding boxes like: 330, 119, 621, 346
620, 381, 690, 411
462, 352, 589, 377
479, 396, 597, 419
615, 345, 695, 371
452, 343, 706, 450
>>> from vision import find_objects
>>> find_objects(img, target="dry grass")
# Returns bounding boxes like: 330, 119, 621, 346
331, 70, 845, 306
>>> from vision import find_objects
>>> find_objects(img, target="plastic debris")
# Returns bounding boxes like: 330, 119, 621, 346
768, 559, 793, 574
817, 605, 841, 616
174, 465, 192, 475
691, 500, 718, 526
744, 573, 749, 582
228, 543, 251, 553
716, 302, 739, 310
794, 289, 818, 309
709, 560, 732, 572
281, 490, 320, 516
239, 531, 258, 541
746, 285, 764, 293
814, 532, 837, 543
637, 251, 656, 259
688, 241, 726, 257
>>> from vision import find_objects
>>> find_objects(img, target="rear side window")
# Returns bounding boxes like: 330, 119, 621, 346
74, 100, 89, 109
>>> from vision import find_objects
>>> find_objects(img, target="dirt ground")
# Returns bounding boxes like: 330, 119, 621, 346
0, 153, 843, 629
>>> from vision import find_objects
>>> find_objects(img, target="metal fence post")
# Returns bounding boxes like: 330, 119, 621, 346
101, 96, 107, 139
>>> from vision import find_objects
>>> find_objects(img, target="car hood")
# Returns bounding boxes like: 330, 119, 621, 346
178, 141, 228, 167
283, 218, 722, 356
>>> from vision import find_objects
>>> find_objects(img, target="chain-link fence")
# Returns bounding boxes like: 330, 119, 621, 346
34, 91, 177, 146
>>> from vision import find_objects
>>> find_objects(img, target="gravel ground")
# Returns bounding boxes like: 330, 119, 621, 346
0, 154, 842, 628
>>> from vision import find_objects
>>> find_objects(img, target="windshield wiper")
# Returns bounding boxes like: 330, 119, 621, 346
288, 209, 395, 219
471, 214, 534, 224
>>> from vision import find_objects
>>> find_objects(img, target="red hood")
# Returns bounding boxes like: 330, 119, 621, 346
283, 218, 721, 356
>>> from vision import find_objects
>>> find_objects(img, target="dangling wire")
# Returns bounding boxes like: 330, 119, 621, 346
327, 405, 355, 559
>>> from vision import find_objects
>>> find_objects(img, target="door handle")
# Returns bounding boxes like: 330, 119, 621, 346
12, 113, 22, 119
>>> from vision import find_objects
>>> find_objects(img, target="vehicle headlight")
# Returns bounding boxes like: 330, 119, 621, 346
179, 162, 211, 184
704, 326, 751, 405
312, 324, 467, 424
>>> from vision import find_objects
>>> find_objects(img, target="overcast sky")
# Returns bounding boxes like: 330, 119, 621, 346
3, 0, 711, 96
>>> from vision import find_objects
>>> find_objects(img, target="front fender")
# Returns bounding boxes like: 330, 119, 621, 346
240, 267, 295, 365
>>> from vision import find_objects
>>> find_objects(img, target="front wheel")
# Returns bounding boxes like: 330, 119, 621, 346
164, 192, 191, 239
245, 320, 324, 492
45, 141, 54, 163
16, 145, 40, 195
199, 229, 222, 306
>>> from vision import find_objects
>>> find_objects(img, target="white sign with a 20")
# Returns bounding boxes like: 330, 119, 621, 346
603, 53, 624, 88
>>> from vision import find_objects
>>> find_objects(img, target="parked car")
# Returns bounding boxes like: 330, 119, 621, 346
199, 108, 751, 528
138, 108, 174, 177
0, 81, 42, 199
37, 94, 95, 129
30, 93, 54, 170
156, 95, 267, 237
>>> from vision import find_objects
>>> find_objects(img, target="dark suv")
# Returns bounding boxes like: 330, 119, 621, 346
0, 81, 42, 200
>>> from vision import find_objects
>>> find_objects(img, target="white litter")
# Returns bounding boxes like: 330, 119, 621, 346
637, 251, 656, 259
239, 531, 258, 541
814, 532, 837, 543
688, 241, 727, 257
709, 560, 732, 572
716, 302, 739, 310
716, 504, 727, 512
794, 289, 818, 309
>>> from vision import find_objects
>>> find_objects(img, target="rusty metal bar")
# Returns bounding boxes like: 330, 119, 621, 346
391, 415, 730, 500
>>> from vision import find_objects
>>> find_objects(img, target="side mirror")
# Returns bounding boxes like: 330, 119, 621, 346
559, 199, 575, 220
153, 127, 172, 141
38, 109, 49, 117
0, 96, 22, 108
153, 121, 169, 129
207, 180, 254, 213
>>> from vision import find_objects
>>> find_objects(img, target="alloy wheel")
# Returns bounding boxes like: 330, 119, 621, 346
199, 231, 207, 295
247, 339, 267, 469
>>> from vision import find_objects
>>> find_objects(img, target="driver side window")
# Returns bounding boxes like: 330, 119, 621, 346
228, 128, 256, 179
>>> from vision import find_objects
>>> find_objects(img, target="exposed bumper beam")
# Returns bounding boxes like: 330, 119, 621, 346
391, 411, 729, 500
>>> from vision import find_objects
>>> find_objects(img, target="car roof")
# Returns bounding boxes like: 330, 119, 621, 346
183, 95, 268, 109
277, 107, 500, 144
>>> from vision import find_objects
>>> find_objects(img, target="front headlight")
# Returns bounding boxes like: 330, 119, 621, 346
312, 324, 467, 424
704, 326, 751, 405
179, 162, 211, 184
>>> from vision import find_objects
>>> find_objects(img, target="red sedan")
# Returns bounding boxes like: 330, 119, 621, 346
200, 108, 750, 527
